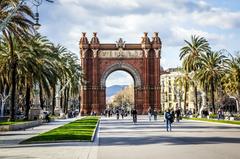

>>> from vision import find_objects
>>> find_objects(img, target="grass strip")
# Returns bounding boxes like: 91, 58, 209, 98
184, 117, 240, 125
0, 121, 27, 126
21, 116, 99, 144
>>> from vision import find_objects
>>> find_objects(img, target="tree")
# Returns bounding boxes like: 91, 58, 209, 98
175, 71, 191, 114
111, 85, 134, 109
0, 0, 34, 121
179, 35, 211, 113
195, 51, 227, 113
222, 53, 240, 112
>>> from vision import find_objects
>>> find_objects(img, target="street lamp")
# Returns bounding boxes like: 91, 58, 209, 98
0, 0, 54, 32
32, 0, 42, 30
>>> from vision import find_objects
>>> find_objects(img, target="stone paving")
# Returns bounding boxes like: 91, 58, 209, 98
0, 118, 76, 147
0, 117, 99, 159
97, 116, 240, 159
0, 115, 240, 159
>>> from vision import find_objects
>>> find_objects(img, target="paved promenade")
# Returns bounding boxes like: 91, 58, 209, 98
0, 117, 98, 159
0, 118, 76, 147
97, 116, 240, 159
0, 116, 240, 159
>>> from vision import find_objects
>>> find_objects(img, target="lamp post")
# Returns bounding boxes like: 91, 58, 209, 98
32, 0, 42, 30
0, 0, 53, 32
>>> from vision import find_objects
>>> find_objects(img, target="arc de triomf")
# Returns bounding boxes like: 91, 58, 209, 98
79, 32, 162, 115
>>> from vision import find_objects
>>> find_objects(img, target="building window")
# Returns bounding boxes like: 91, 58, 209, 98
174, 94, 177, 102
169, 95, 172, 101
168, 87, 171, 93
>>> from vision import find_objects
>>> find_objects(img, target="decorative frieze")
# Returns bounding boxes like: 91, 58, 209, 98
98, 50, 143, 58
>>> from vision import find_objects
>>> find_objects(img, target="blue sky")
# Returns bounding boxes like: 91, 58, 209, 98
31, 0, 240, 86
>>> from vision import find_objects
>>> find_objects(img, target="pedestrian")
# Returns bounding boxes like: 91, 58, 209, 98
45, 113, 50, 123
165, 109, 174, 132
121, 110, 125, 119
132, 108, 137, 124
153, 109, 157, 121
217, 108, 223, 120
175, 107, 181, 122
148, 107, 152, 122
116, 109, 120, 120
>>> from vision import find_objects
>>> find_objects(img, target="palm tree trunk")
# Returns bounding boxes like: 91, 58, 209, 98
39, 82, 44, 110
78, 94, 81, 115
66, 87, 70, 113
64, 87, 67, 114
25, 83, 31, 120
9, 36, 17, 121
51, 85, 56, 115
60, 84, 63, 109
194, 86, 198, 113
184, 84, 187, 114
210, 79, 215, 113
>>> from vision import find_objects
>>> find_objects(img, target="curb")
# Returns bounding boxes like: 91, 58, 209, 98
0, 120, 43, 131
91, 118, 100, 142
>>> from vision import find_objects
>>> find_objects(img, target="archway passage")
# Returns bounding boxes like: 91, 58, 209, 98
105, 71, 134, 111
80, 32, 162, 115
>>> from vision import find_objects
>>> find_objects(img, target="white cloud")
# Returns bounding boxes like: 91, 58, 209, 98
170, 26, 225, 44
192, 10, 240, 29
39, 0, 240, 70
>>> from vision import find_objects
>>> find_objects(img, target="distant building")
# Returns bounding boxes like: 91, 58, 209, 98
160, 68, 195, 112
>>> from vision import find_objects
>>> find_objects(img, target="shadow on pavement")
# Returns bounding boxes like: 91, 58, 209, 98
99, 136, 240, 146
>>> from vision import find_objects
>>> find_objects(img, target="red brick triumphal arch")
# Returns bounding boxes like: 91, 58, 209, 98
79, 32, 162, 115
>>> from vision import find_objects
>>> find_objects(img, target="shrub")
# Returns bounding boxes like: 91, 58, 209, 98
233, 114, 240, 120
192, 114, 199, 118
209, 113, 217, 119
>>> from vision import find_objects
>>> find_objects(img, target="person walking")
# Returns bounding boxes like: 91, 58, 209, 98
121, 109, 125, 119
132, 108, 137, 124
153, 109, 158, 121
175, 107, 181, 122
148, 107, 152, 122
116, 109, 120, 120
165, 109, 174, 132
217, 108, 223, 120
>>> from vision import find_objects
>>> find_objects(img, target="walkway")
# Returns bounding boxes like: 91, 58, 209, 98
0, 118, 76, 147
97, 116, 240, 159
0, 116, 240, 159
0, 117, 98, 159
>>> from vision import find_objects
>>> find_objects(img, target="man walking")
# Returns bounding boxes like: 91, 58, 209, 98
165, 109, 174, 132
132, 108, 137, 124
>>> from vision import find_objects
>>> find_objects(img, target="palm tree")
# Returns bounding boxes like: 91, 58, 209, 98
196, 51, 227, 113
175, 70, 192, 114
222, 54, 240, 112
0, 0, 34, 121
21, 34, 56, 119
179, 35, 211, 113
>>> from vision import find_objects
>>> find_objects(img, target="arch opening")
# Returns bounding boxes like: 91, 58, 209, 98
100, 63, 142, 88
105, 71, 134, 113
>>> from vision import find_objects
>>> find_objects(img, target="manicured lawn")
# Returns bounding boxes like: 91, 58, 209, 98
184, 117, 240, 125
21, 116, 99, 144
0, 121, 27, 126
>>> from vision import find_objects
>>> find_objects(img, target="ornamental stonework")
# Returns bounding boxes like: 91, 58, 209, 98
79, 32, 162, 115
98, 50, 143, 58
